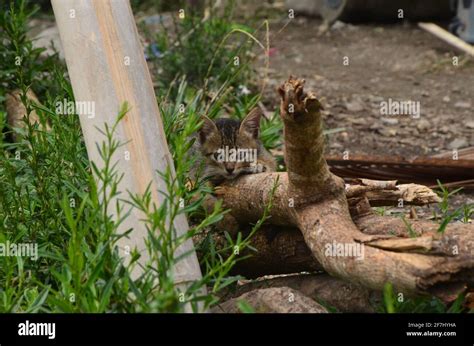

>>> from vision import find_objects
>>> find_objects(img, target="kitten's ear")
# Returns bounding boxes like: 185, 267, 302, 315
199, 115, 218, 144
240, 107, 262, 139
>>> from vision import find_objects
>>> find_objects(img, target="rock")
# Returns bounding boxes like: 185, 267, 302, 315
381, 117, 399, 125
367, 95, 385, 104
467, 121, 474, 129
448, 138, 468, 149
345, 99, 364, 112
439, 126, 450, 134
454, 101, 471, 109
416, 119, 431, 131
370, 123, 382, 130
348, 117, 368, 125
442, 96, 450, 103
331, 21, 346, 30
378, 128, 397, 137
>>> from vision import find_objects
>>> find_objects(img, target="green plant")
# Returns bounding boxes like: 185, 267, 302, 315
0, 1, 275, 312
401, 216, 418, 238
461, 203, 473, 224
434, 180, 465, 234
149, 0, 256, 98
380, 283, 466, 313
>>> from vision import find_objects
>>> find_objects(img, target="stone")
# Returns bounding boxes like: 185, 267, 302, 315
454, 101, 471, 109
345, 99, 364, 112
448, 138, 468, 149
381, 117, 399, 125
416, 119, 431, 131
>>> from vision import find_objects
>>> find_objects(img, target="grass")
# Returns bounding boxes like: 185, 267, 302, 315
144, 0, 256, 99
381, 283, 466, 313
434, 180, 472, 234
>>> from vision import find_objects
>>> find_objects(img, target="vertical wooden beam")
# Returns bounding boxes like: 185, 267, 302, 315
51, 0, 205, 310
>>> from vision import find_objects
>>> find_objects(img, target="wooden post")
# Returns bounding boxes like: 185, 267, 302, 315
51, 0, 205, 310
418, 22, 474, 58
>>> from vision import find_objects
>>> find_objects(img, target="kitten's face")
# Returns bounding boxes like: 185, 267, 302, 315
198, 108, 262, 181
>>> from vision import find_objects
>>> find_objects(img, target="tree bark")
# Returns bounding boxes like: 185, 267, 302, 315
218, 273, 376, 312
212, 287, 328, 313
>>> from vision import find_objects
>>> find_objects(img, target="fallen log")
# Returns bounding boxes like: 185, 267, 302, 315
219, 273, 376, 312
214, 77, 474, 300
211, 286, 328, 313
199, 213, 473, 281
194, 225, 323, 278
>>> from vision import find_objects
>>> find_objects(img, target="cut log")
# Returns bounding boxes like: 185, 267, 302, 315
194, 225, 322, 278
212, 287, 328, 313
219, 273, 376, 312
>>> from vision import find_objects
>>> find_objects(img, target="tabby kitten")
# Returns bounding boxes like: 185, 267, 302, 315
191, 107, 276, 184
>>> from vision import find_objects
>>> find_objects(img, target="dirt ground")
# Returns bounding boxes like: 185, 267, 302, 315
259, 17, 474, 159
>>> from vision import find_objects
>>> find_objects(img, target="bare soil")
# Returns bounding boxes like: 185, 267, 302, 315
259, 18, 474, 158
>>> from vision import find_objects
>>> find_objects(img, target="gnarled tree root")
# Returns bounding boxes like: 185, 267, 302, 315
212, 77, 474, 302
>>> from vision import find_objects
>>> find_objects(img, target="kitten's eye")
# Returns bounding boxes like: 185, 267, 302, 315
213, 152, 220, 161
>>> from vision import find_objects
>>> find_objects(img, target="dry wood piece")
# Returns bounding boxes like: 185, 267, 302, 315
52, 0, 205, 310
5, 89, 49, 142
219, 273, 376, 312
212, 287, 328, 313
194, 225, 322, 278
345, 179, 441, 206
327, 154, 474, 187
418, 22, 474, 58
215, 76, 474, 301
364, 183, 442, 206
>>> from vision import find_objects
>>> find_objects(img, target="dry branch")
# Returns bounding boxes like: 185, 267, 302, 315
327, 154, 474, 188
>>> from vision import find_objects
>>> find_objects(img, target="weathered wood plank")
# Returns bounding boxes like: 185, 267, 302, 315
51, 0, 205, 310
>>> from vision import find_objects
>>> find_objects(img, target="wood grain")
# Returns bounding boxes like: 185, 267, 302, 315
51, 0, 205, 309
